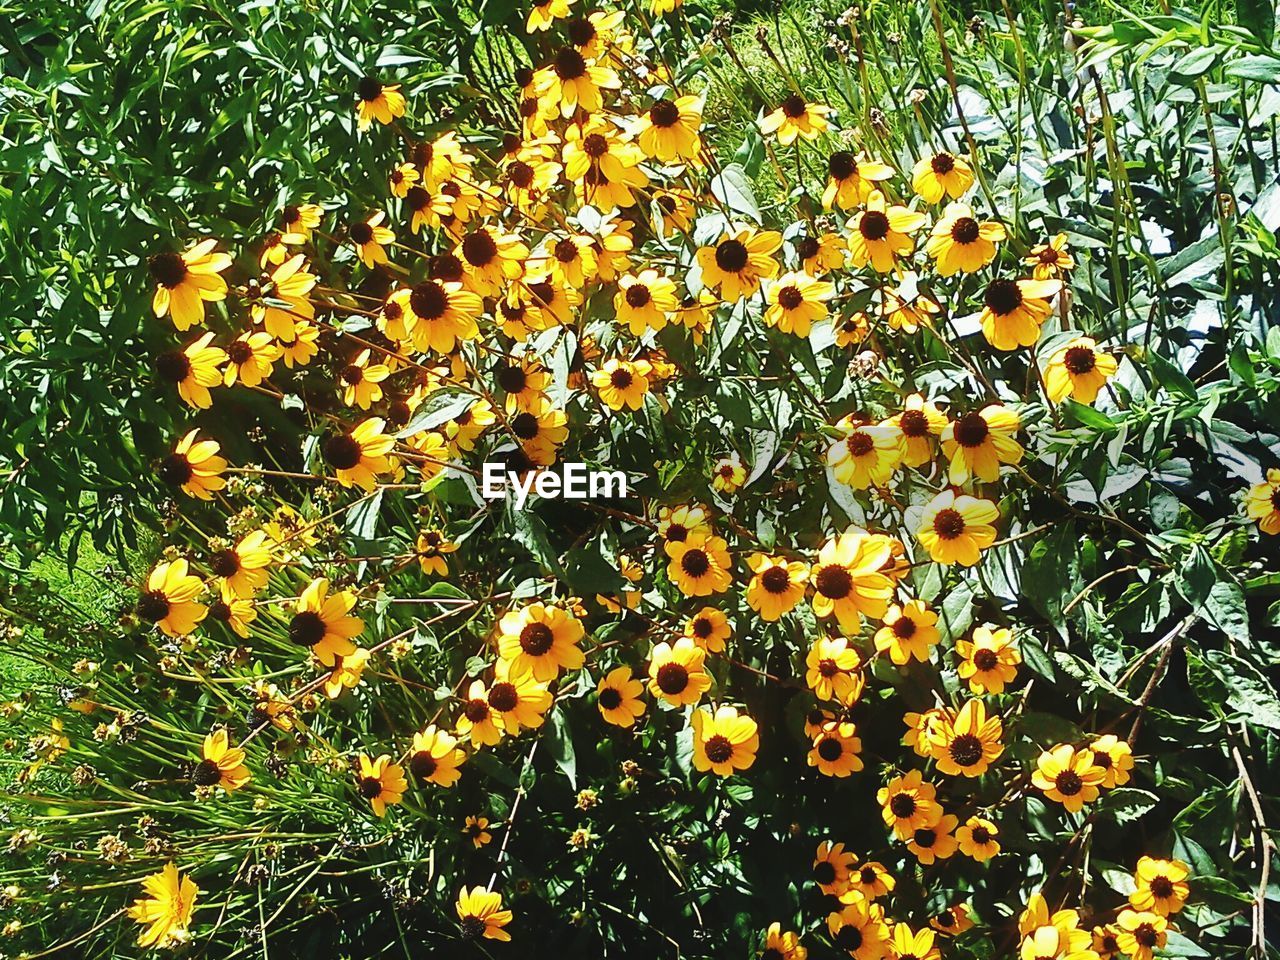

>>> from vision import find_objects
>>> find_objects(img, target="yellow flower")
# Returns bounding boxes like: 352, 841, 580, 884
847, 190, 927, 272
161, 429, 227, 500
614, 269, 678, 334
391, 278, 483, 354
684, 606, 732, 653
456, 885, 513, 941
249, 254, 316, 342
657, 503, 712, 544
408, 725, 467, 788
356, 754, 407, 817
907, 813, 959, 864
1031, 743, 1106, 812
463, 816, 492, 848
759, 94, 832, 145
1245, 467, 1280, 535
696, 229, 782, 301
323, 648, 370, 699
388, 161, 419, 198
526, 0, 574, 32
938, 406, 1023, 487
415, 529, 458, 576
1026, 233, 1075, 279
885, 395, 946, 468
157, 332, 227, 409
279, 202, 323, 241
279, 320, 319, 368
956, 624, 1021, 694
192, 729, 250, 792
128, 863, 198, 947
596, 666, 647, 727
925, 202, 1005, 276
208, 529, 273, 599
805, 637, 864, 704
827, 418, 903, 489
592, 357, 652, 410
823, 151, 895, 210
487, 660, 554, 735
930, 699, 1004, 777
764, 271, 835, 337
880, 282, 941, 333
289, 578, 363, 667
808, 721, 863, 777
745, 553, 809, 621
980, 277, 1062, 351
911, 151, 976, 203
827, 896, 890, 959
874, 599, 940, 665
535, 47, 620, 118
844, 861, 895, 901
916, 490, 999, 567
149, 239, 231, 331
956, 816, 1000, 861
878, 769, 942, 839
496, 602, 586, 682
322, 417, 395, 491
889, 925, 941, 960
1129, 856, 1190, 916
1115, 910, 1167, 960
931, 905, 974, 937
136, 559, 206, 637
762, 922, 807, 960
637, 94, 703, 162
1087, 734, 1134, 788
349, 210, 395, 266
691, 704, 759, 776
222, 331, 279, 388
648, 637, 713, 707
712, 453, 747, 493
798, 232, 848, 276
355, 77, 406, 130
665, 533, 732, 597
1043, 337, 1118, 404
809, 530, 895, 631
208, 584, 256, 639
812, 840, 857, 895
455, 226, 529, 296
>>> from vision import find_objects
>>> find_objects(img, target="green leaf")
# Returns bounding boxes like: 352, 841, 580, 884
397, 388, 473, 437
709, 162, 761, 223
1147, 350, 1198, 400
1099, 787, 1159, 823
546, 708, 577, 789
1200, 650, 1280, 730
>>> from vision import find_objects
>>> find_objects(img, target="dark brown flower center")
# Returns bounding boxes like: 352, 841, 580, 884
624, 284, 652, 308
890, 793, 917, 818
323, 434, 363, 470
496, 364, 528, 394
932, 508, 966, 540
898, 409, 929, 437
892, 617, 917, 638
815, 565, 853, 600
1055, 770, 1083, 796
836, 925, 864, 950
913, 827, 938, 848
410, 280, 449, 320
155, 350, 192, 383
649, 98, 681, 127
984, 279, 1023, 315
464, 699, 490, 722
566, 16, 596, 46
158, 453, 194, 486
817, 737, 844, 761
954, 412, 990, 447
488, 682, 519, 713
714, 239, 750, 273
226, 341, 253, 365
554, 47, 587, 81
1063, 346, 1097, 374
598, 687, 623, 710
760, 566, 791, 594
583, 133, 609, 158
209, 549, 241, 578
136, 591, 171, 623
192, 758, 222, 786
340, 364, 365, 386
519, 622, 555, 656
655, 662, 689, 694
288, 610, 327, 647
859, 210, 890, 241
950, 217, 981, 244
949, 733, 984, 767
972, 648, 999, 671
357, 77, 383, 102
1150, 876, 1175, 899
828, 151, 856, 180
409, 750, 438, 781
859, 866, 878, 884
148, 252, 188, 288
508, 161, 535, 189
358, 775, 384, 798
461, 231, 498, 267
511, 412, 540, 440
703, 734, 733, 763
777, 286, 804, 310
349, 222, 375, 245
847, 432, 875, 457
680, 549, 711, 578
459, 915, 488, 939
781, 94, 807, 118
609, 368, 634, 389
813, 859, 837, 885
930, 152, 956, 174
970, 825, 992, 844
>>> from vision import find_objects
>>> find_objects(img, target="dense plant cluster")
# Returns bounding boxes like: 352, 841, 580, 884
2, 0, 1280, 958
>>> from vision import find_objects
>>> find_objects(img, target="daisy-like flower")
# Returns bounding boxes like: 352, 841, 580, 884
980, 277, 1062, 351
279, 320, 319, 368
761, 922, 807, 960
508, 402, 569, 466
683, 607, 731, 653
745, 553, 809, 621
823, 151, 895, 210
248, 254, 316, 342
455, 227, 529, 296
874, 599, 940, 665
288, 578, 363, 667
455, 680, 504, 746
322, 648, 370, 699
907, 813, 959, 864
805, 637, 864, 704
322, 417, 395, 491
191, 729, 250, 793
636, 94, 703, 162
456, 886, 513, 941
356, 754, 407, 817
279, 202, 323, 241
128, 864, 199, 948
812, 840, 858, 896
925, 202, 1005, 276
931, 906, 974, 937
136, 560, 206, 638
1026, 233, 1075, 279
463, 816, 492, 848
809, 530, 895, 631
1130, 856, 1190, 916
797, 232, 847, 276
526, 0, 574, 32
149, 239, 232, 331
592, 357, 652, 411
665, 533, 732, 597
911, 151, 975, 204
543, 230, 599, 289
415, 529, 457, 576
764, 271, 835, 337
222, 331, 279, 388
827, 896, 890, 959
956, 625, 1021, 694
207, 586, 256, 639
844, 861, 895, 902
494, 355, 552, 412
388, 161, 419, 198
348, 211, 395, 266
487, 660, 554, 736
917, 490, 999, 567
1032, 743, 1107, 812
1245, 468, 1280, 535
355, 76, 405, 130
160, 430, 227, 501
496, 602, 586, 682
1087, 734, 1135, 789
652, 188, 698, 237
208, 529, 272, 600
880, 282, 941, 333
156, 332, 227, 410
337, 350, 390, 410
956, 816, 1000, 862
834, 312, 871, 347
904, 707, 951, 759
536, 46, 620, 118
657, 503, 712, 543
595, 666, 646, 727
940, 404, 1023, 484
888, 925, 940, 960
1115, 910, 1167, 960
1018, 891, 1085, 940
692, 704, 759, 776
614, 269, 678, 335
648, 637, 713, 706
1043, 337, 1118, 404
809, 721, 863, 777
712, 453, 747, 494
397, 278, 484, 354
847, 191, 927, 272
697, 229, 782, 301
408, 725, 467, 788
828, 418, 903, 489
931, 699, 1004, 777
759, 94, 832, 145
884, 395, 946, 468
1093, 924, 1123, 959
878, 769, 942, 839
404, 184, 456, 235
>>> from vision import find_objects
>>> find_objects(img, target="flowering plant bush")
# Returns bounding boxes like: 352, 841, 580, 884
3, 1, 1280, 958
